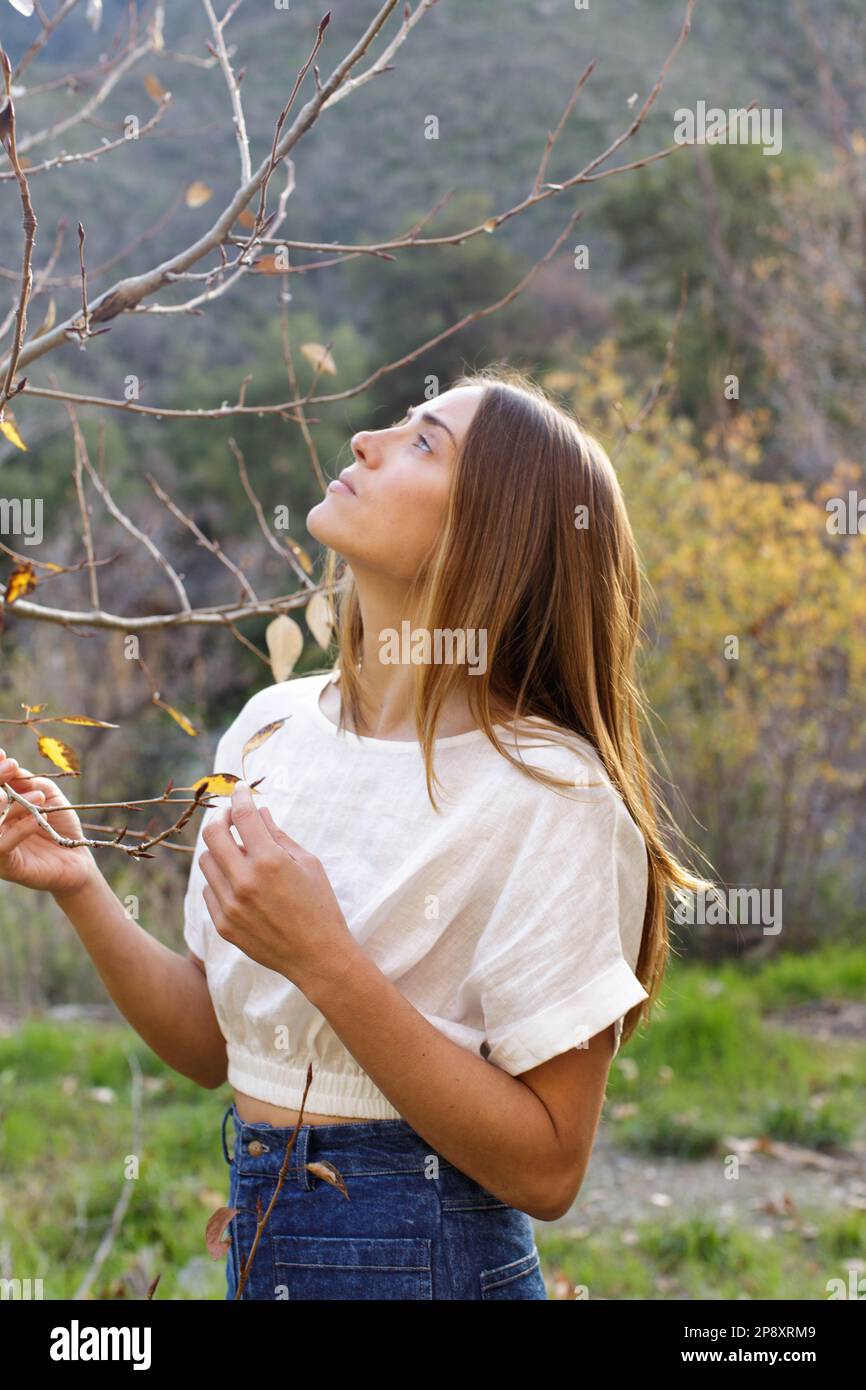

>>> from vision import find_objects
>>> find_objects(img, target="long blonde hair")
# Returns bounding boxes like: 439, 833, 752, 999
318, 363, 717, 1049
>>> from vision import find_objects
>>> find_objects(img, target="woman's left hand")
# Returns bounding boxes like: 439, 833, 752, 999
199, 782, 354, 992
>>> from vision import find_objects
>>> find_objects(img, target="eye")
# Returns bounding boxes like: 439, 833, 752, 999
390, 415, 433, 453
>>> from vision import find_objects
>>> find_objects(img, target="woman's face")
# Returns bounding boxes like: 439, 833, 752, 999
306, 385, 484, 581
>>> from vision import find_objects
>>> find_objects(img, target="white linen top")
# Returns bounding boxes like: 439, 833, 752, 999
183, 671, 650, 1119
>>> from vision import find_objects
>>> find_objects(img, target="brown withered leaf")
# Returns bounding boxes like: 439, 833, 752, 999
300, 342, 337, 376
236, 208, 256, 229
242, 718, 290, 758
305, 1160, 350, 1200
250, 253, 287, 275
153, 697, 198, 737
37, 735, 80, 775
0, 97, 14, 149
5, 563, 37, 603
145, 1273, 161, 1300
205, 1205, 238, 1259
143, 72, 168, 102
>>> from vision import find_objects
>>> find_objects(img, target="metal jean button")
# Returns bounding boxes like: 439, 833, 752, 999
247, 1139, 269, 1156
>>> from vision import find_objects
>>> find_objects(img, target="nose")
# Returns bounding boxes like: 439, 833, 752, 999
349, 431, 370, 461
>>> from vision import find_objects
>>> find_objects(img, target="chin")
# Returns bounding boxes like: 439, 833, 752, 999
305, 501, 358, 561
306, 498, 338, 544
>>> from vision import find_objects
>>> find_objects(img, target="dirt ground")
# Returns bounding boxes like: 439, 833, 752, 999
553, 999, 866, 1232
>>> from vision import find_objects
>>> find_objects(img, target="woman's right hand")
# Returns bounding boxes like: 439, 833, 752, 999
0, 750, 98, 898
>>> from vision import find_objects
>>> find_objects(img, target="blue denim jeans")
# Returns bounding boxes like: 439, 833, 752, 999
220, 1102, 548, 1300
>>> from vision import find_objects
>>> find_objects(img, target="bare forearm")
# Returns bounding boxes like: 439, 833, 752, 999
52, 870, 227, 1089
302, 946, 566, 1218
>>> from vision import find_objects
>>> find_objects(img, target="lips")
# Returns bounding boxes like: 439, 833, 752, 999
337, 471, 357, 495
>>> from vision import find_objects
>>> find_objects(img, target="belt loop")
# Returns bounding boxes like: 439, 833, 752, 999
293, 1124, 313, 1190
221, 1103, 235, 1164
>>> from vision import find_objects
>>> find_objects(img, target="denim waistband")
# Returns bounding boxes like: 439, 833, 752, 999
221, 1102, 458, 1182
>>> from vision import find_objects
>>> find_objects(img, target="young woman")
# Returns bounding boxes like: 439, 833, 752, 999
0, 364, 712, 1300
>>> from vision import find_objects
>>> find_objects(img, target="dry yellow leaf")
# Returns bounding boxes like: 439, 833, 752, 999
5, 564, 37, 603
305, 591, 334, 650
50, 715, 120, 728
1, 414, 27, 451
242, 718, 290, 757
266, 614, 304, 682
154, 699, 198, 737
284, 537, 313, 573
37, 735, 80, 775
185, 181, 213, 209
300, 342, 337, 376
191, 773, 258, 798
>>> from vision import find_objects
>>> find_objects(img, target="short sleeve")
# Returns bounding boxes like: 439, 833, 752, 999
468, 776, 650, 1075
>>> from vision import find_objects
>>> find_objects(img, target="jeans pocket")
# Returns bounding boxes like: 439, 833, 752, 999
273, 1235, 433, 1300
441, 1193, 510, 1212
480, 1248, 547, 1300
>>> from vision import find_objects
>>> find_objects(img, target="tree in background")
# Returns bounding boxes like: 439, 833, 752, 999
0, 0, 699, 864
541, 340, 866, 948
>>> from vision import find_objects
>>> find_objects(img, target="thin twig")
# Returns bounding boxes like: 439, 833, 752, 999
73, 1050, 144, 1301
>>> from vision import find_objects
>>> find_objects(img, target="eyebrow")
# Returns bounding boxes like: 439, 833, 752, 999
406, 403, 456, 448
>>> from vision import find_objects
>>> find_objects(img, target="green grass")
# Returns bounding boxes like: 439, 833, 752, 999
537, 1209, 866, 1301
1, 943, 864, 1299
603, 945, 866, 1157
0, 1026, 231, 1301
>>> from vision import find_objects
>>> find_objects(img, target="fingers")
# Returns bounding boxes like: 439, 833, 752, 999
0, 789, 47, 854
2, 788, 47, 826
260, 807, 304, 854
0, 757, 44, 796
6, 774, 58, 795
2, 772, 61, 803
0, 754, 22, 783
199, 843, 234, 905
